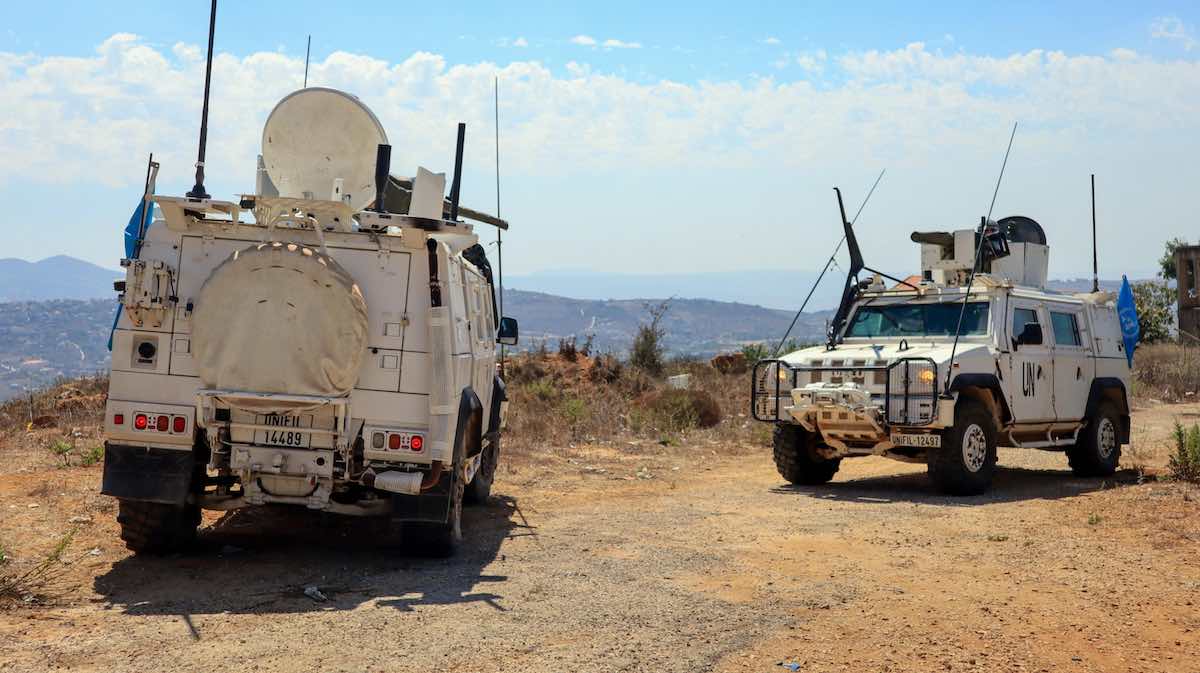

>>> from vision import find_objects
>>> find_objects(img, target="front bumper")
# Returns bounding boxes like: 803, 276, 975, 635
752, 358, 942, 446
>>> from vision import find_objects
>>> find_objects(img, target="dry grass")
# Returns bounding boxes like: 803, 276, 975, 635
0, 375, 109, 473
1132, 343, 1200, 403
503, 352, 766, 457
0, 528, 77, 608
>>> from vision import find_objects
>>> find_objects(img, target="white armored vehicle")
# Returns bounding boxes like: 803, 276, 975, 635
102, 85, 518, 554
753, 192, 1131, 495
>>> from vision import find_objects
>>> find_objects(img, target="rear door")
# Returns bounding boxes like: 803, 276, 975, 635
1048, 305, 1090, 422
1004, 299, 1055, 423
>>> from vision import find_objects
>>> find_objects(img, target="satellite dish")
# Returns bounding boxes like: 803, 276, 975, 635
261, 87, 388, 211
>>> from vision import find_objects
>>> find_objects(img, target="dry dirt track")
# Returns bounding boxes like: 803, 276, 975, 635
2, 406, 1199, 673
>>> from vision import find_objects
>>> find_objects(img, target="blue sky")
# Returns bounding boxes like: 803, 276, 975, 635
3, 1, 1199, 295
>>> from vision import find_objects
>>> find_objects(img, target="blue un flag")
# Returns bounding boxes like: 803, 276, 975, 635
1117, 275, 1139, 368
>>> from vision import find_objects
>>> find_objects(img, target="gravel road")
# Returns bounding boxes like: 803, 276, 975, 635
2, 405, 1198, 672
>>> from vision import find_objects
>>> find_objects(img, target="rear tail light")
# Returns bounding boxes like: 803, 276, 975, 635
113, 414, 125, 426
172, 416, 186, 433
157, 415, 169, 432
410, 435, 424, 452
134, 414, 148, 430
387, 433, 402, 450
372, 432, 385, 449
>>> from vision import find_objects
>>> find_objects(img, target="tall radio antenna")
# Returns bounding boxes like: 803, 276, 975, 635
303, 35, 311, 88
1091, 173, 1099, 293
495, 75, 506, 367
945, 122, 1018, 387
186, 0, 217, 200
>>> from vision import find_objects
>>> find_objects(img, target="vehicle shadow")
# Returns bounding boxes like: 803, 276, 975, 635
769, 466, 1144, 506
93, 495, 532, 621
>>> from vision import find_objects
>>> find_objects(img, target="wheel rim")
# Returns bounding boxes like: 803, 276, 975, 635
1097, 418, 1117, 460
961, 424, 988, 473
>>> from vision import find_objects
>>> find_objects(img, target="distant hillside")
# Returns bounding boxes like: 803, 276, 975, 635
0, 299, 114, 396
0, 293, 825, 399
504, 289, 827, 355
0, 256, 120, 302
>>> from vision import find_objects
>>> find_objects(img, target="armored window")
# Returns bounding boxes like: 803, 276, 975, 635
1011, 308, 1039, 338
846, 301, 988, 338
1050, 311, 1082, 347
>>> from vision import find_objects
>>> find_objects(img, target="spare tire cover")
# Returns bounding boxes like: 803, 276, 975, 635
193, 242, 368, 398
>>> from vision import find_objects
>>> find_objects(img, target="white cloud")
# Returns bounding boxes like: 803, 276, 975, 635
795, 49, 827, 73
602, 38, 642, 49
513, 37, 529, 48
762, 37, 781, 46
1151, 16, 1197, 50
2, 36, 1198, 277
569, 35, 597, 47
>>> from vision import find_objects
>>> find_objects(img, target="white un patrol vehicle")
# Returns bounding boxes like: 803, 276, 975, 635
102, 84, 518, 555
753, 191, 1131, 495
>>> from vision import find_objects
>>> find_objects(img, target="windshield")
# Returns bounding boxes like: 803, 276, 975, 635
846, 301, 990, 338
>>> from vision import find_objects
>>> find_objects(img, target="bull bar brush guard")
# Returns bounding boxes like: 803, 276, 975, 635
751, 358, 939, 427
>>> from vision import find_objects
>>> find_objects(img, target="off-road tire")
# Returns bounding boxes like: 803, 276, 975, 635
1067, 402, 1121, 477
116, 500, 201, 554
464, 435, 498, 506
773, 424, 841, 485
928, 400, 997, 496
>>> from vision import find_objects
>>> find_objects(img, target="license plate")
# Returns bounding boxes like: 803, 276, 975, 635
890, 432, 941, 448
255, 414, 313, 448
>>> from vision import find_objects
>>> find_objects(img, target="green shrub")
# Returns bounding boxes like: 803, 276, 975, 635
1169, 421, 1200, 482
524, 379, 558, 402
630, 301, 669, 377
81, 445, 104, 467
630, 388, 722, 434
1132, 281, 1174, 344
740, 343, 771, 363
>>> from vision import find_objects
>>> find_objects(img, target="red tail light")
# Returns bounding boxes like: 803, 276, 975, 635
113, 414, 125, 426
387, 433, 402, 450
172, 416, 186, 433
134, 414, 148, 430
410, 435, 424, 452
157, 415, 169, 432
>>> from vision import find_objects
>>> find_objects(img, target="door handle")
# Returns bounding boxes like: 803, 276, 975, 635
1076, 367, 1082, 380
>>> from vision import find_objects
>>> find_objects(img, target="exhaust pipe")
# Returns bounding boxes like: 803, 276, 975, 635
362, 461, 443, 495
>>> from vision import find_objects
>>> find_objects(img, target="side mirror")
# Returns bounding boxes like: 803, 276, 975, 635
1016, 322, 1043, 347
497, 316, 519, 346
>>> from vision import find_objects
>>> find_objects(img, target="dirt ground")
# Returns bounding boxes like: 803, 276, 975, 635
1, 402, 1198, 673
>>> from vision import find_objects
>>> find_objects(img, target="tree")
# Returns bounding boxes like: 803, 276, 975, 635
630, 300, 669, 376
1159, 237, 1189, 280
1132, 281, 1174, 343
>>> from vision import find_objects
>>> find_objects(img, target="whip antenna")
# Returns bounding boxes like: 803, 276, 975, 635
304, 35, 311, 87
772, 169, 886, 357
945, 122, 1018, 387
186, 0, 218, 200
495, 76, 506, 368
1091, 174, 1099, 293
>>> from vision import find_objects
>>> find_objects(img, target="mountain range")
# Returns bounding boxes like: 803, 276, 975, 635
0, 255, 1149, 398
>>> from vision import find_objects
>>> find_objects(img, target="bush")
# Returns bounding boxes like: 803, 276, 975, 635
1169, 422, 1200, 482
630, 300, 669, 377
557, 336, 578, 362
740, 343, 771, 363
631, 388, 722, 434
1132, 281, 1175, 344
524, 379, 558, 402
588, 353, 624, 384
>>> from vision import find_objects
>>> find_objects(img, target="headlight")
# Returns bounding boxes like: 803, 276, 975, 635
918, 368, 936, 385
778, 367, 790, 382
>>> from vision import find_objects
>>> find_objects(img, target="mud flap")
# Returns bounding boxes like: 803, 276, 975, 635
101, 443, 195, 506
